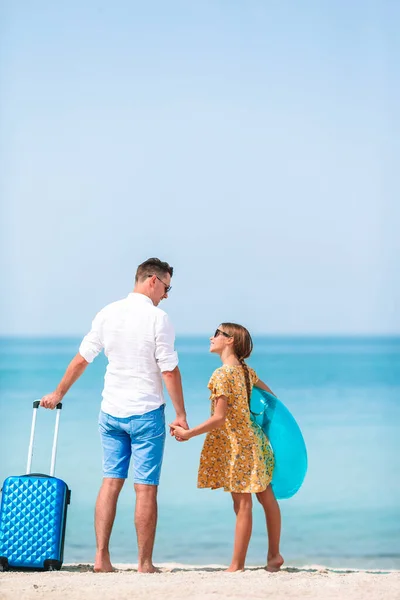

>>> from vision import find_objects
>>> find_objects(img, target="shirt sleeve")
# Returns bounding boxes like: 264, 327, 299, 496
207, 369, 232, 401
155, 312, 179, 372
248, 367, 259, 386
79, 311, 104, 363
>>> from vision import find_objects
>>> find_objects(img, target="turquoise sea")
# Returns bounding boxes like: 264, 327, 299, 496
0, 336, 399, 569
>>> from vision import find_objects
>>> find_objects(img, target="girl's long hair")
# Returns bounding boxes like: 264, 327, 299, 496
219, 322, 253, 406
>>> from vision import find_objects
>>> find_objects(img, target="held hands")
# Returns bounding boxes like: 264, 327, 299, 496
169, 416, 189, 435
169, 424, 191, 441
40, 392, 62, 410
169, 416, 189, 442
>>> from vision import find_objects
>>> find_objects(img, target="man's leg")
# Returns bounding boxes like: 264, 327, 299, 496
94, 478, 125, 572
134, 484, 159, 573
95, 411, 131, 572
131, 405, 166, 574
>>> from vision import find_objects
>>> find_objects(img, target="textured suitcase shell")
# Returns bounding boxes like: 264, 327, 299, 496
0, 474, 70, 570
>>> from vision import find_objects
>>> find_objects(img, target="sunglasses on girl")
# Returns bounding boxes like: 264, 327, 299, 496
214, 329, 233, 339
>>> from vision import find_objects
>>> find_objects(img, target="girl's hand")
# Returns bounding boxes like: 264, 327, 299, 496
170, 424, 191, 441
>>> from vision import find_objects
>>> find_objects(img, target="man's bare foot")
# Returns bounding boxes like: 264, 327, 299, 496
94, 551, 114, 573
265, 553, 284, 572
137, 563, 161, 574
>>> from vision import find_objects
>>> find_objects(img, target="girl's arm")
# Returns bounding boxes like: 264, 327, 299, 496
254, 378, 277, 397
170, 396, 228, 441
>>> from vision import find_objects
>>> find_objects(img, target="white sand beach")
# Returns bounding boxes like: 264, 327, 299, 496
0, 564, 399, 600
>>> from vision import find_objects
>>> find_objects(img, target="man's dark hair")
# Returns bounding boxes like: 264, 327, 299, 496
135, 258, 174, 283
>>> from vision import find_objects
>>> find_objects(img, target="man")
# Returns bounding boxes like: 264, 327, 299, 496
40, 258, 188, 573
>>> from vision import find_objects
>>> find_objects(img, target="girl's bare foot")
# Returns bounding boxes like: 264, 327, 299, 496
225, 564, 245, 572
94, 551, 114, 573
265, 553, 284, 572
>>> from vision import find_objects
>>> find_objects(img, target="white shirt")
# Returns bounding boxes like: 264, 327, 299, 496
79, 293, 178, 417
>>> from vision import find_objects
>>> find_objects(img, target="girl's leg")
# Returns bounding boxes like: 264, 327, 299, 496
227, 492, 253, 572
256, 485, 284, 571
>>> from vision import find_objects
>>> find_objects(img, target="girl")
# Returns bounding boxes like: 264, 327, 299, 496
170, 323, 283, 572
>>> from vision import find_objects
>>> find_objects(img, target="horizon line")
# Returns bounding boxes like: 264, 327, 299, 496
0, 333, 399, 339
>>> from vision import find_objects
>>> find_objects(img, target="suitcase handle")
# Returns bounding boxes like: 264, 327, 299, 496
27, 401, 63, 477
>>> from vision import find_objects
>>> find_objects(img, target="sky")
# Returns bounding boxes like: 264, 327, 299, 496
0, 0, 399, 336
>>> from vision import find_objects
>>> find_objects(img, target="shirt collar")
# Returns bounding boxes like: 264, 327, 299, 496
127, 293, 154, 306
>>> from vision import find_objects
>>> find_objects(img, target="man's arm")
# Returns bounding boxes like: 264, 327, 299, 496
162, 366, 188, 431
155, 312, 188, 431
40, 353, 89, 409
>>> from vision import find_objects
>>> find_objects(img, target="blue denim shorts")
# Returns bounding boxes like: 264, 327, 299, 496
98, 405, 166, 484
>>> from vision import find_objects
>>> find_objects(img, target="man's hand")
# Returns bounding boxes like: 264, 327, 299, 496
169, 416, 188, 434
39, 353, 89, 410
40, 392, 63, 410
169, 416, 189, 441
170, 424, 191, 441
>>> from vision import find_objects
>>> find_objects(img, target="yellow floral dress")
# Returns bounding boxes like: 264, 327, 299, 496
197, 365, 274, 493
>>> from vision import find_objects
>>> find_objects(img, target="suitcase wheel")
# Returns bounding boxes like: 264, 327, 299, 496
0, 557, 9, 572
44, 559, 62, 571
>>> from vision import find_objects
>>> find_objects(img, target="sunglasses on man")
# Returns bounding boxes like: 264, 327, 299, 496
148, 274, 172, 294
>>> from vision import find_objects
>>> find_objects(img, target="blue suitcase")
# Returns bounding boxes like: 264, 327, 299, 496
0, 401, 71, 571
